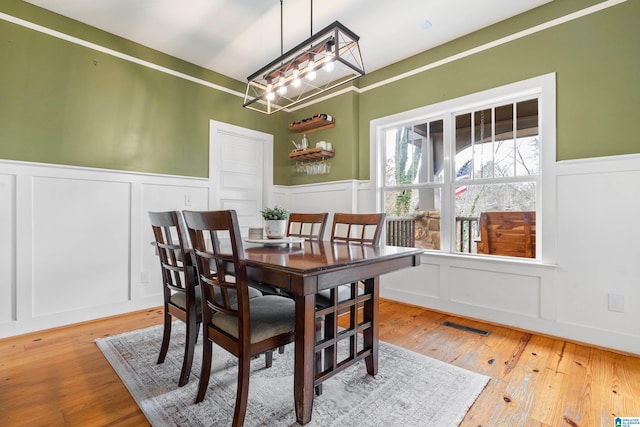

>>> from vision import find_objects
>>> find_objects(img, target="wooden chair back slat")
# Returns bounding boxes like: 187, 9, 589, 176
330, 213, 385, 245
287, 212, 329, 241
184, 210, 248, 322
149, 211, 192, 298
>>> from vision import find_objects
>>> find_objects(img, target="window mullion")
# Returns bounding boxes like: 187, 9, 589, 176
441, 112, 456, 254
491, 106, 497, 179
513, 102, 517, 177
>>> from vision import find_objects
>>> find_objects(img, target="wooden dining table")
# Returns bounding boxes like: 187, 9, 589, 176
243, 239, 422, 425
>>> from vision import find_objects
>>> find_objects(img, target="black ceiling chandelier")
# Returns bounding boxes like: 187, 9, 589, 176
243, 0, 365, 114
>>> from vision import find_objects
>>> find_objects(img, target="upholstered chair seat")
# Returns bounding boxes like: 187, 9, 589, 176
211, 295, 295, 343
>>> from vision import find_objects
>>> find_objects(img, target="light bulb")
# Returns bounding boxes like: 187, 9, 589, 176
306, 61, 316, 81
265, 84, 275, 101
291, 70, 301, 88
324, 60, 335, 73
323, 40, 336, 73
277, 76, 287, 95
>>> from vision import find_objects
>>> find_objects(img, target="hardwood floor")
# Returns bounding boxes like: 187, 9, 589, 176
2, 300, 639, 426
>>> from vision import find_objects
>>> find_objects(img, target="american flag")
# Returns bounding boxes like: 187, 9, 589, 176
455, 160, 471, 196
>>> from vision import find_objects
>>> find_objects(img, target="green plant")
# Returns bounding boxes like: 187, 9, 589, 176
395, 190, 412, 217
260, 206, 289, 220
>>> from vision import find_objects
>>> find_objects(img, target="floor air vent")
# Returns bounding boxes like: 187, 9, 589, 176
440, 321, 491, 336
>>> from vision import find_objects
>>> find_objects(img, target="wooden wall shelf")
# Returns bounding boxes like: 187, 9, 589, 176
289, 148, 335, 162
288, 117, 335, 134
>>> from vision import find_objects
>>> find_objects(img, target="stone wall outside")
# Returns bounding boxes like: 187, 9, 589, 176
414, 210, 440, 250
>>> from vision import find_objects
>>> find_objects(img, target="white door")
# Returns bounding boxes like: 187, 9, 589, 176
209, 121, 273, 237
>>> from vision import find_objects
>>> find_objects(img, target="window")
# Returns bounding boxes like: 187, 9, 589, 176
382, 119, 445, 250
375, 75, 554, 259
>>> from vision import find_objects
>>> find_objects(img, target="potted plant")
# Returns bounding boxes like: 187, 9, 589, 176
260, 206, 289, 239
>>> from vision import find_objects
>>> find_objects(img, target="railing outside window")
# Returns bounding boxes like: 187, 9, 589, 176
386, 216, 478, 253
386, 218, 415, 247
456, 216, 478, 253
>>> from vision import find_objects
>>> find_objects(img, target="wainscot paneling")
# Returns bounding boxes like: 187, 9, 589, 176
276, 155, 640, 355
32, 176, 131, 316
0, 159, 209, 339
379, 154, 640, 355
380, 255, 555, 328
554, 154, 640, 348
279, 180, 364, 240
380, 262, 441, 298
4, 152, 640, 355
0, 173, 15, 323
448, 267, 541, 318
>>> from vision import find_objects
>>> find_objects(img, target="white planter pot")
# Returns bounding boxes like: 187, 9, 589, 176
264, 219, 287, 239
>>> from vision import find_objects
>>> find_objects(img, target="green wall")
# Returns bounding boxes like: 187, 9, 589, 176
354, 0, 640, 179
275, 92, 359, 185
0, 0, 278, 178
1, 0, 638, 184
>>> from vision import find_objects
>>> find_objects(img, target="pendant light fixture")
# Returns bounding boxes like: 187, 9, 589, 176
243, 0, 365, 114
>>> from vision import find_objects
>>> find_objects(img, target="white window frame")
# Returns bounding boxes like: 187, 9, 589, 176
370, 73, 557, 264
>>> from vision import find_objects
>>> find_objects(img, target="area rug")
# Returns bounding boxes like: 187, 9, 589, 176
96, 322, 489, 426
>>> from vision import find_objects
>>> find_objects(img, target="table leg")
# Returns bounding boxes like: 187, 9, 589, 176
294, 293, 316, 425
363, 276, 379, 376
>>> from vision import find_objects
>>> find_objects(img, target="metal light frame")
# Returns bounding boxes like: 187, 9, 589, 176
243, 20, 365, 114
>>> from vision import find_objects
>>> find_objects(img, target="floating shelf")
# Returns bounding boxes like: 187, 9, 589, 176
289, 148, 335, 162
288, 117, 335, 134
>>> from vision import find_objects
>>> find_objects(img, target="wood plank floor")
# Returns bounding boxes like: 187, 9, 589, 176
2, 300, 639, 426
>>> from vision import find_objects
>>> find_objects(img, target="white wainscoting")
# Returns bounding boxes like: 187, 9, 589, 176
32, 177, 132, 317
382, 154, 640, 355
0, 173, 15, 324
284, 155, 640, 355
0, 159, 210, 338
276, 180, 365, 240
380, 255, 557, 328
4, 154, 640, 354
553, 154, 640, 352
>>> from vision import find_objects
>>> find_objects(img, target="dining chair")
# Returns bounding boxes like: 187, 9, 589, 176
183, 209, 296, 427
317, 212, 385, 304
329, 212, 385, 245
149, 211, 267, 387
314, 212, 385, 395
287, 212, 328, 241
148, 210, 202, 387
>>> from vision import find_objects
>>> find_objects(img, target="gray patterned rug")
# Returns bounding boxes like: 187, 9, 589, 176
96, 322, 489, 426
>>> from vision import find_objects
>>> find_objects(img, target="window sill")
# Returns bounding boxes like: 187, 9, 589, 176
416, 249, 558, 269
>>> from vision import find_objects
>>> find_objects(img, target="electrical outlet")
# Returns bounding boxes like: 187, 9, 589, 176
184, 194, 192, 206
140, 271, 149, 284
608, 293, 624, 313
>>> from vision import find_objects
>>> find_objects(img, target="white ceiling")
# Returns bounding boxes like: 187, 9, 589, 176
24, 0, 552, 82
